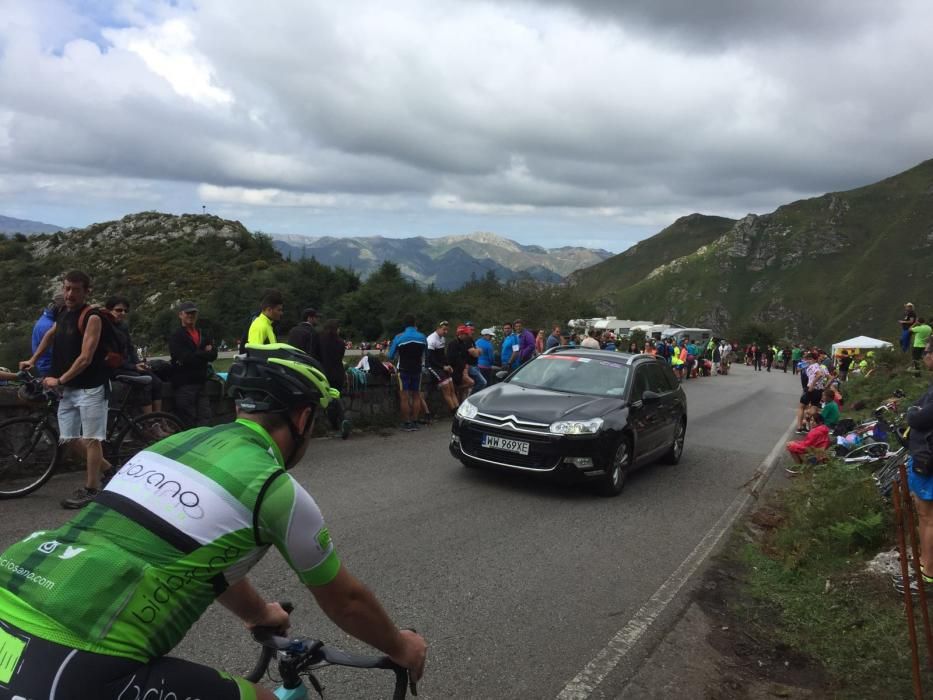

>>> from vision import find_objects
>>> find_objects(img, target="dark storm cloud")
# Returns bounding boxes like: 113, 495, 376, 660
524, 0, 901, 47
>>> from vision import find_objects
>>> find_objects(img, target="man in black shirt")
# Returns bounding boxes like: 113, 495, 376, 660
901, 302, 918, 353
21, 270, 111, 509
168, 301, 218, 428
446, 325, 476, 402
287, 307, 321, 360
838, 349, 853, 382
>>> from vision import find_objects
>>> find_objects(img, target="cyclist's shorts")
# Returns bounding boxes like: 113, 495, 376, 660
0, 618, 257, 700
397, 370, 422, 393
908, 456, 933, 501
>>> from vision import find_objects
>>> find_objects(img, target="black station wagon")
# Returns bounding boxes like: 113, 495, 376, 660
449, 347, 687, 496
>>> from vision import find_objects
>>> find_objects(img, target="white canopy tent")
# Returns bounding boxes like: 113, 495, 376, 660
830, 335, 893, 357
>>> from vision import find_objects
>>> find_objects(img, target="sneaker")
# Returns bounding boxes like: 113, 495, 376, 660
61, 487, 100, 510
401, 422, 417, 432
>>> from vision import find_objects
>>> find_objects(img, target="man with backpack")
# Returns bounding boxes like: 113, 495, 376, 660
287, 306, 321, 360
19, 270, 114, 509
169, 301, 218, 428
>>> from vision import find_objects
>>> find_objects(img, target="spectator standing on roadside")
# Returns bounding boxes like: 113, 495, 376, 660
791, 344, 803, 375
105, 296, 164, 416
20, 271, 112, 510
546, 325, 562, 350
476, 328, 496, 385
837, 350, 853, 382
247, 289, 284, 346
169, 301, 217, 428
901, 302, 918, 353
535, 330, 546, 355
30, 293, 64, 376
317, 318, 347, 393
461, 326, 486, 393
581, 329, 601, 349
388, 314, 427, 431
286, 307, 321, 360
500, 322, 518, 371
447, 325, 476, 402
426, 320, 459, 412
911, 318, 932, 369
509, 319, 536, 366
898, 338, 933, 596
752, 343, 762, 371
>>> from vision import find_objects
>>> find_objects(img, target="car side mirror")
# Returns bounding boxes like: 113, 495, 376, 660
495, 370, 508, 380
642, 390, 661, 404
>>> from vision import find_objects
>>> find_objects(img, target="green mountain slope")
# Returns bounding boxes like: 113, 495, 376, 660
569, 213, 735, 296
573, 159, 933, 344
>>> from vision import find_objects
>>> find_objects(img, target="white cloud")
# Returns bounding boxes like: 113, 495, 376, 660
103, 19, 233, 106
199, 184, 336, 207
0, 0, 932, 244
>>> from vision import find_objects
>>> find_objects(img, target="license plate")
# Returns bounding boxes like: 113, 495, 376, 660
482, 434, 530, 455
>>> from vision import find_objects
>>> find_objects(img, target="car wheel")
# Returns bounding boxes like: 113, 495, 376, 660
663, 418, 686, 465
598, 438, 631, 497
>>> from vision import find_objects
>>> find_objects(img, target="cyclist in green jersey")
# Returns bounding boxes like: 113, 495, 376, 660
0, 343, 427, 700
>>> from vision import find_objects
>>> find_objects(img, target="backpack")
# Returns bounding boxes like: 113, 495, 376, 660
77, 306, 126, 370
237, 312, 260, 354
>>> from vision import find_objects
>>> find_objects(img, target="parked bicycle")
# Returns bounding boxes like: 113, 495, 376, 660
245, 603, 417, 700
0, 370, 184, 499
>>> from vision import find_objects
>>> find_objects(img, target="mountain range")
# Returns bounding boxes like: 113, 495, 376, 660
0, 214, 63, 235
270, 232, 612, 289
572, 158, 933, 344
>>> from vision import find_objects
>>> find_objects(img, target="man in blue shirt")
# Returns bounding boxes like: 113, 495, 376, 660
476, 328, 496, 385
500, 322, 519, 371
545, 324, 562, 350
387, 314, 428, 431
30, 294, 63, 376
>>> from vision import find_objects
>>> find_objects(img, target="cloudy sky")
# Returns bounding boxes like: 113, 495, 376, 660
1, 0, 931, 252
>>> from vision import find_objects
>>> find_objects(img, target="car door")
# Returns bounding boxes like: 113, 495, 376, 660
628, 364, 665, 459
645, 362, 681, 449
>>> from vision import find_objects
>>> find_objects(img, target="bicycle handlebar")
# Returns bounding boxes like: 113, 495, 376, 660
244, 602, 416, 699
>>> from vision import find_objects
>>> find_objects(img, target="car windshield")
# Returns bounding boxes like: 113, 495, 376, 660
509, 354, 630, 397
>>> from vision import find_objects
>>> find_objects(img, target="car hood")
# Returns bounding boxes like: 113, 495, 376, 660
467, 382, 620, 422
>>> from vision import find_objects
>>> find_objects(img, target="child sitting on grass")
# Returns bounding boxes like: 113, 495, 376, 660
786, 413, 831, 473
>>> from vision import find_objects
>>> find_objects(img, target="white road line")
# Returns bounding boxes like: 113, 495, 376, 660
556, 418, 797, 700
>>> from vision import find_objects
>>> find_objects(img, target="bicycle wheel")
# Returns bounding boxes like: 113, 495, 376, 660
113, 412, 185, 467
0, 416, 60, 499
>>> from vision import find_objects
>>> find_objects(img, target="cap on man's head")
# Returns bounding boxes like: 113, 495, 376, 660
464, 320, 475, 327
456, 324, 470, 335
178, 301, 198, 313
480, 327, 495, 336
302, 307, 318, 319
906, 302, 915, 307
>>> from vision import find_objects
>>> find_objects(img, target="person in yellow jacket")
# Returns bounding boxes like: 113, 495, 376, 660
248, 289, 284, 345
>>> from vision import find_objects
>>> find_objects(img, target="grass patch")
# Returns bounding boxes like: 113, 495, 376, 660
727, 361, 933, 698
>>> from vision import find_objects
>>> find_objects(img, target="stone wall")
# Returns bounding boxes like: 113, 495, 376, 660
0, 370, 452, 431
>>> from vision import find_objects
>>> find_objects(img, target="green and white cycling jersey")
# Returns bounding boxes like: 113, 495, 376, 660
0, 418, 340, 662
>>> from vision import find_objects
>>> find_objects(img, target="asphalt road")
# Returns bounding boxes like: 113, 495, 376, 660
0, 363, 801, 698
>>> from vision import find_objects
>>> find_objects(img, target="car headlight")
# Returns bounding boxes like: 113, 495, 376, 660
457, 400, 479, 420
549, 418, 603, 435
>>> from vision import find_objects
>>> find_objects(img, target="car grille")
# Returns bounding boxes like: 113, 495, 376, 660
459, 423, 562, 471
